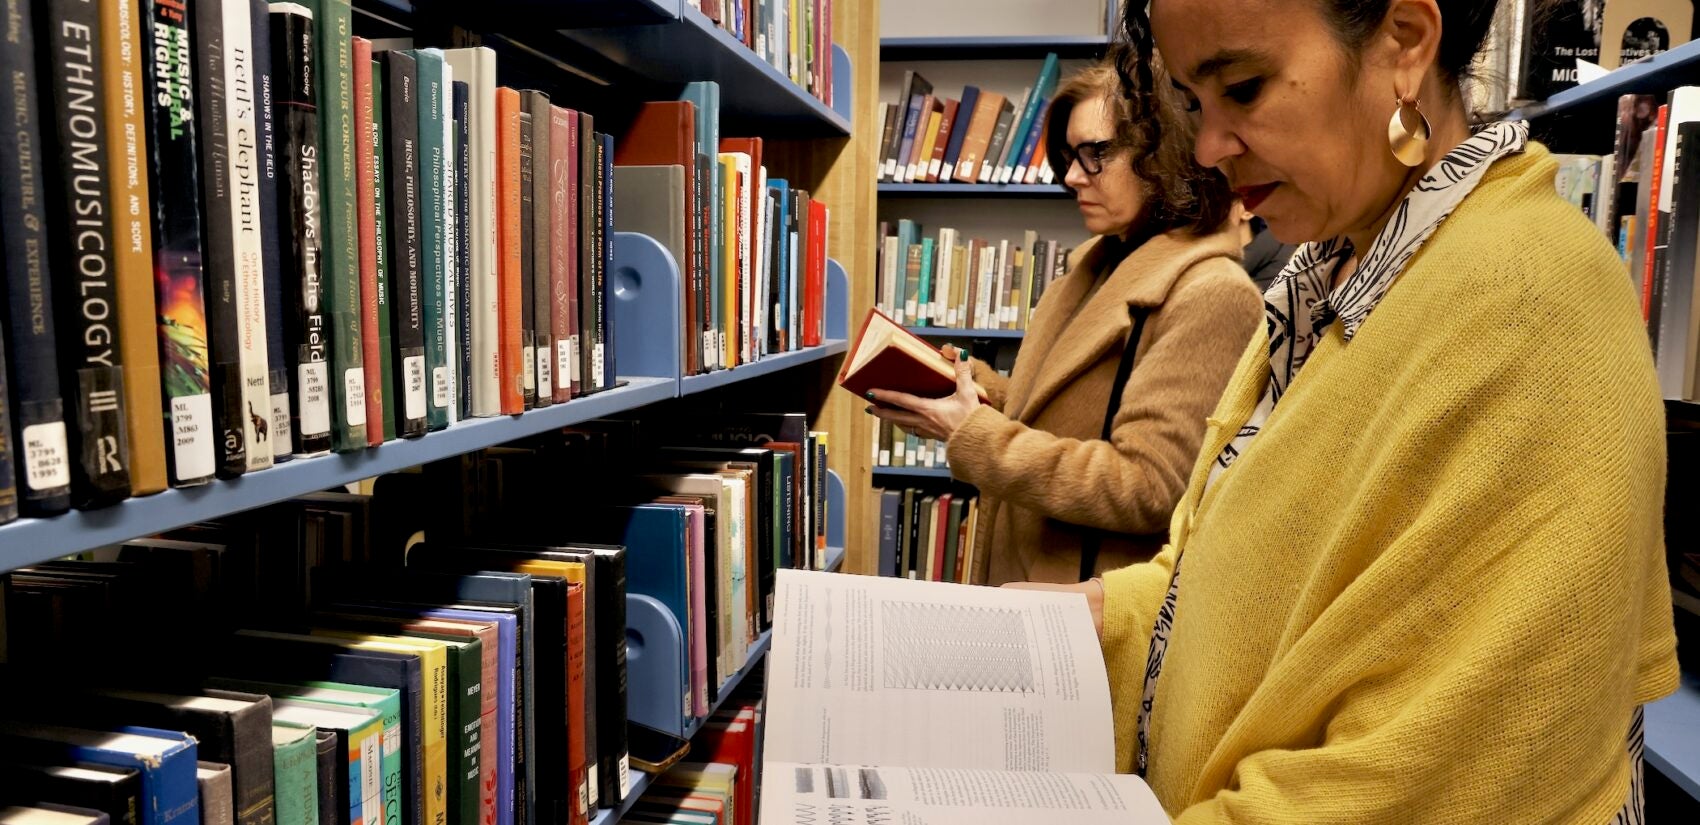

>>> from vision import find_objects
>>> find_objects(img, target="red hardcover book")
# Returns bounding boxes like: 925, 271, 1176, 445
549, 105, 577, 404
837, 309, 988, 402
803, 198, 828, 346
695, 707, 757, 825
352, 38, 385, 445
565, 579, 590, 825
931, 493, 952, 580
617, 102, 701, 374
497, 88, 525, 413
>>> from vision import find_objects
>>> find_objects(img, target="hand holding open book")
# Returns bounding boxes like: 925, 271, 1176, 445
759, 571, 1170, 824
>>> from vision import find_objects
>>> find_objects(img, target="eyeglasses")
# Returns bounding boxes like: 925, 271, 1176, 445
1060, 140, 1123, 176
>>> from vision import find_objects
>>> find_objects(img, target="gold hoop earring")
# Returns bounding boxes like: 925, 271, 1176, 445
1388, 94, 1432, 168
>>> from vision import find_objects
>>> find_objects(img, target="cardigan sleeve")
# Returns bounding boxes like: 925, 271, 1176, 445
946, 262, 1262, 534
969, 358, 1012, 412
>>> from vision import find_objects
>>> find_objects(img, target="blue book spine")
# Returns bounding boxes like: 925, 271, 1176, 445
1011, 98, 1051, 185
615, 505, 691, 635
600, 133, 616, 388
1003, 54, 1060, 182
454, 82, 473, 419
941, 86, 980, 180
0, 0, 68, 516
252, 0, 293, 461
113, 727, 201, 825
768, 179, 790, 351
895, 93, 924, 182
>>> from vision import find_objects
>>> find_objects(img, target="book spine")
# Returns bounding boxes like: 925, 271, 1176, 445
599, 133, 615, 388
563, 110, 581, 395
103, 0, 167, 496
548, 106, 574, 405
219, 0, 275, 474
382, 51, 426, 437
370, 60, 395, 442
496, 87, 523, 413
517, 109, 536, 409
0, 334, 12, 522
525, 94, 553, 409
576, 112, 596, 391
271, 3, 331, 458
0, 0, 71, 515
273, 733, 319, 825
564, 582, 589, 825
352, 37, 384, 445
251, 0, 292, 462
311, 733, 340, 825
596, 551, 630, 805
455, 82, 474, 417
412, 51, 449, 430
232, 704, 279, 825
307, 0, 365, 451
38, 0, 133, 507
439, 59, 458, 427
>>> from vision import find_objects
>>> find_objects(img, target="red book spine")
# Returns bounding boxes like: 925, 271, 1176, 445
1643, 104, 1670, 322
352, 38, 384, 445
803, 200, 827, 346
565, 580, 590, 825
497, 88, 525, 413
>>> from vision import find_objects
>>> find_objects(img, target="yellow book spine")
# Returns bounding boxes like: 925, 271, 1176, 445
720, 157, 739, 368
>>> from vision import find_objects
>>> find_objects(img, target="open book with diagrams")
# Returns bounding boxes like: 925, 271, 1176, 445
760, 570, 1169, 824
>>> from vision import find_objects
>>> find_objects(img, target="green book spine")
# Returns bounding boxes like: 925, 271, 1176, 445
272, 725, 320, 825
916, 238, 935, 326
371, 64, 396, 442
302, 0, 365, 451
448, 641, 482, 825
408, 50, 448, 431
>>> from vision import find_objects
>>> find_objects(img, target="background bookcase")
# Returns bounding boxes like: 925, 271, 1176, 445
0, 0, 878, 822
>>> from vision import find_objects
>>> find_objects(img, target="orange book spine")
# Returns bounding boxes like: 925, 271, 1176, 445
1642, 105, 1670, 322
103, 0, 166, 494
565, 580, 590, 825
496, 88, 525, 413
352, 38, 385, 445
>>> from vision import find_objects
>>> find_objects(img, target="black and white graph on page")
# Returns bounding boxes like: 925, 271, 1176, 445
880, 601, 1038, 693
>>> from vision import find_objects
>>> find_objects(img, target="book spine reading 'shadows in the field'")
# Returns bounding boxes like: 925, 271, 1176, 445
0, 0, 72, 515
301, 0, 365, 451
271, 3, 332, 456
36, 0, 133, 507
192, 0, 250, 478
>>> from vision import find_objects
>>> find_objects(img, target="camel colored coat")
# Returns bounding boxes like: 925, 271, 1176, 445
948, 224, 1262, 585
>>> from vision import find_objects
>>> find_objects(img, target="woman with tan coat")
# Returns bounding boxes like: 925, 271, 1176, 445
868, 64, 1263, 584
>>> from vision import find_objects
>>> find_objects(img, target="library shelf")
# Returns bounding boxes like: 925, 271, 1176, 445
878, 182, 1072, 198
558, 2, 850, 136
1647, 672, 1700, 801
905, 326, 1026, 340
880, 35, 1111, 60
0, 377, 677, 570
1509, 38, 1700, 121
679, 341, 849, 394
590, 770, 654, 825
872, 466, 953, 479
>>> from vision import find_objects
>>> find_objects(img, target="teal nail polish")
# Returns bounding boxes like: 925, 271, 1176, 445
865, 391, 875, 400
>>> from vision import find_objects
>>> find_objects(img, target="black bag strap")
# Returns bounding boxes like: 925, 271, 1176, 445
1079, 306, 1150, 582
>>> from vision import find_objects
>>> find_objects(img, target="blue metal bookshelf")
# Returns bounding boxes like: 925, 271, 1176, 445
873, 466, 953, 479
880, 34, 1111, 60
905, 326, 1026, 340
879, 182, 1072, 198
1648, 673, 1700, 801
1510, 38, 1700, 121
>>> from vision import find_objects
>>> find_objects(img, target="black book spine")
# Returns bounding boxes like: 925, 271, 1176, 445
313, 731, 347, 825
453, 82, 472, 420
594, 549, 629, 805
576, 112, 595, 393
139, 0, 216, 489
192, 0, 249, 478
0, 762, 142, 825
251, 0, 291, 462
0, 0, 70, 516
522, 92, 552, 410
598, 133, 614, 389
0, 333, 14, 524
380, 51, 425, 438
517, 109, 536, 410
36, 0, 132, 508
270, 5, 331, 457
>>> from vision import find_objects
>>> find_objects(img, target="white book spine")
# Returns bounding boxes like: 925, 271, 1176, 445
935, 230, 955, 323
882, 236, 900, 318
443, 49, 500, 416
976, 247, 995, 329
225, 0, 273, 470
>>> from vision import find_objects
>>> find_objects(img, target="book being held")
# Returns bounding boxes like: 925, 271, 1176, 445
838, 309, 989, 403
759, 570, 1168, 824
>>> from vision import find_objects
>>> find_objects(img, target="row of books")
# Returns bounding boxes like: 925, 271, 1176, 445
0, 411, 833, 825
1562, 90, 1700, 403
871, 421, 949, 471
876, 54, 1062, 186
876, 222, 1073, 331
0, 0, 834, 527
624, 680, 762, 825
617, 102, 833, 378
695, 0, 834, 109
875, 487, 982, 584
